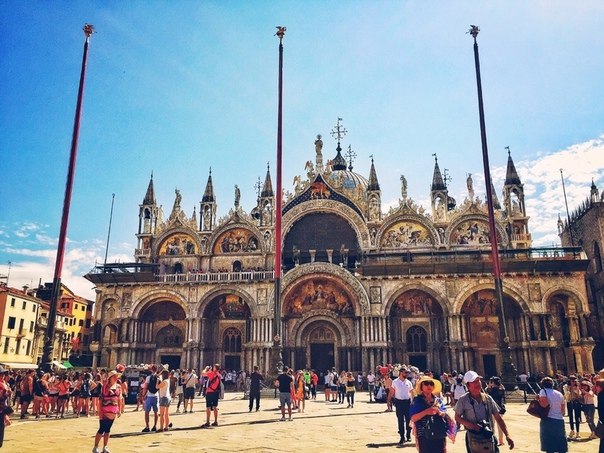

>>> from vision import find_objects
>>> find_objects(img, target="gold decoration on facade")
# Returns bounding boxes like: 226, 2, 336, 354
213, 228, 260, 254
381, 221, 434, 248
285, 278, 353, 316
159, 233, 197, 255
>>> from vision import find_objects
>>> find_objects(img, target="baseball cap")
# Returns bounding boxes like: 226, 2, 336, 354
463, 370, 483, 383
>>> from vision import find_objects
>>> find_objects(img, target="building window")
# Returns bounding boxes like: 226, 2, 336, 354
25, 340, 31, 356
10, 298, 15, 307
30, 321, 34, 333
223, 327, 242, 353
15, 338, 21, 355
406, 326, 428, 353
18, 319, 24, 334
7, 317, 16, 329
81, 306, 85, 311
22, 301, 26, 310
3, 338, 9, 354
79, 319, 84, 327
32, 304, 36, 312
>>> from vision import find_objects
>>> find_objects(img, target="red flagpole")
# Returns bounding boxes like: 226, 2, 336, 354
41, 24, 94, 371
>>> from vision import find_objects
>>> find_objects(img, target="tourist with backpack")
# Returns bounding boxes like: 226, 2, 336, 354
141, 365, 160, 432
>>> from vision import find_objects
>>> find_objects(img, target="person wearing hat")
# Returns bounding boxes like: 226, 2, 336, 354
389, 367, 414, 444
454, 371, 514, 452
0, 366, 13, 448
563, 374, 583, 438
410, 376, 448, 452
579, 380, 597, 439
92, 370, 122, 453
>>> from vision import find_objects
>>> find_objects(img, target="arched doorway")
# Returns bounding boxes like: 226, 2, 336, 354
389, 289, 445, 369
406, 325, 428, 371
307, 324, 336, 372
223, 327, 242, 371
282, 275, 358, 371
460, 289, 522, 377
202, 294, 251, 368
139, 301, 187, 365
156, 324, 183, 370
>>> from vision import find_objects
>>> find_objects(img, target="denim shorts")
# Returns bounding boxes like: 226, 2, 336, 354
279, 392, 292, 407
159, 396, 171, 407
144, 395, 158, 412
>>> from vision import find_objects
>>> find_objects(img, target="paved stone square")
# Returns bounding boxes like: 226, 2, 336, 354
4, 392, 599, 452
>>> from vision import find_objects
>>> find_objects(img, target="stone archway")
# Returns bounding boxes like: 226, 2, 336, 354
459, 289, 523, 378
302, 321, 338, 372
201, 293, 252, 368
388, 289, 446, 370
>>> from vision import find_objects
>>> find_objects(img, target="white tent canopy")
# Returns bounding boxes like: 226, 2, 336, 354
0, 362, 38, 370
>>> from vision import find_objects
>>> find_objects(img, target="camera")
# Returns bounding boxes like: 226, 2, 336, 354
473, 420, 494, 440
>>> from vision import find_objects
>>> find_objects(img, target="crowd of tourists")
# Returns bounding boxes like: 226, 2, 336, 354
1, 362, 603, 453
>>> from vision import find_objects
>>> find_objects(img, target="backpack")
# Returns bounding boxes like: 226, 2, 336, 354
147, 374, 158, 393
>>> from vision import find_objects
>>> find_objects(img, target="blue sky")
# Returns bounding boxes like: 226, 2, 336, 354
1, 1, 603, 299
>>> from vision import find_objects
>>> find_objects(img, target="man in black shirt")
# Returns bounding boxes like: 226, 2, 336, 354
249, 366, 263, 412
275, 366, 294, 421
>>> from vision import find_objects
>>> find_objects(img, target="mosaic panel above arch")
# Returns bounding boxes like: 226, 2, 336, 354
213, 228, 260, 254
284, 277, 354, 316
460, 289, 522, 317
390, 290, 443, 316
450, 219, 502, 246
203, 294, 251, 319
380, 220, 435, 248
158, 233, 198, 255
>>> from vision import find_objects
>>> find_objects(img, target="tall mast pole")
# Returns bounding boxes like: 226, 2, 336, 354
41, 24, 94, 371
103, 193, 116, 268
272, 26, 286, 373
469, 25, 516, 385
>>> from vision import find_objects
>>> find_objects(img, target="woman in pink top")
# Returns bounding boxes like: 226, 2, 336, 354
92, 371, 122, 453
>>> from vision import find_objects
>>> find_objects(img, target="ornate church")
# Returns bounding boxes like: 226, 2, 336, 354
86, 121, 596, 377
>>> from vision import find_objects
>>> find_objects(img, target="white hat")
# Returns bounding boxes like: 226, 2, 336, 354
463, 370, 483, 383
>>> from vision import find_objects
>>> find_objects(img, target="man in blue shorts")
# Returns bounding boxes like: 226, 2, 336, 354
142, 365, 160, 432
275, 366, 294, 421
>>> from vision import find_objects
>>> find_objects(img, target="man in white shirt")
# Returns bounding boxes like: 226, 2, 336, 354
367, 371, 376, 402
388, 367, 414, 444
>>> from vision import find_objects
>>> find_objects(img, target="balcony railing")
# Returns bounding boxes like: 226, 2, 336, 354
155, 270, 275, 283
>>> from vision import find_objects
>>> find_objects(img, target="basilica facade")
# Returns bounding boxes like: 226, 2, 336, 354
86, 129, 596, 377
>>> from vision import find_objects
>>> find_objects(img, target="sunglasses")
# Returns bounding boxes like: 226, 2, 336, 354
422, 381, 435, 387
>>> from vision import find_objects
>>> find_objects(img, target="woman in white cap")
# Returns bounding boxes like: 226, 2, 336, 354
92, 370, 122, 453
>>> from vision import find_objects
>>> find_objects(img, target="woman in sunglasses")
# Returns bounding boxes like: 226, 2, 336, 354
410, 376, 451, 452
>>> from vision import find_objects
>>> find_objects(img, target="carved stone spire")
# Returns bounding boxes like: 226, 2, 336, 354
143, 172, 156, 205
202, 168, 215, 203
367, 156, 380, 191
504, 147, 522, 185
431, 155, 446, 191
262, 163, 274, 197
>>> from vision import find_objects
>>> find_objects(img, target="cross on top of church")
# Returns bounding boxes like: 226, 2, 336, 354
443, 168, 452, 187
330, 117, 347, 143
254, 177, 262, 198
346, 144, 356, 171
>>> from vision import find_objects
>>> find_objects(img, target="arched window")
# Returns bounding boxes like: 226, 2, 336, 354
406, 326, 427, 353
594, 242, 603, 273
223, 328, 242, 353
156, 325, 182, 347
174, 263, 183, 274
232, 260, 242, 272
